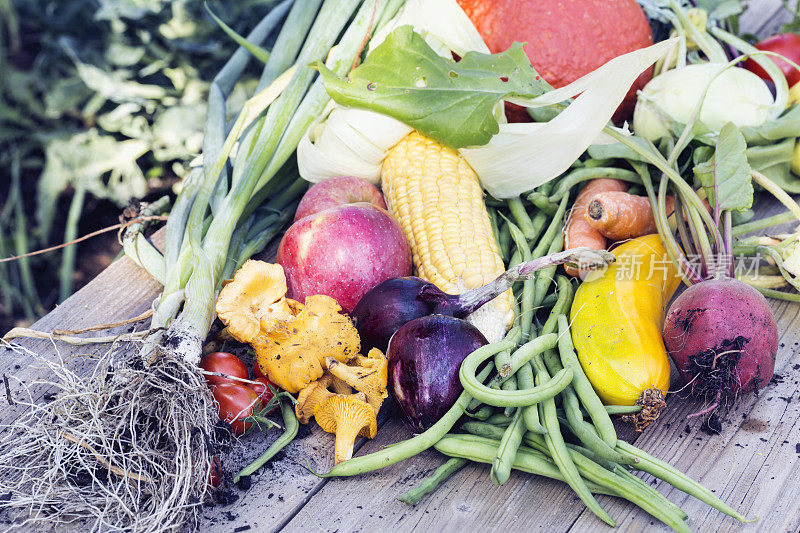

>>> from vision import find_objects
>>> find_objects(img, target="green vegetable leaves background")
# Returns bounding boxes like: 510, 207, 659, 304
314, 25, 548, 149
695, 122, 754, 212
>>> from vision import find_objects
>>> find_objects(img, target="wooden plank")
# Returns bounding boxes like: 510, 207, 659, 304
0, 241, 164, 427
2, 2, 797, 532
739, 0, 787, 35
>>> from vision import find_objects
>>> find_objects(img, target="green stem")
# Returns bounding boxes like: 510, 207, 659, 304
235, 399, 299, 482
732, 211, 795, 237
59, 182, 86, 302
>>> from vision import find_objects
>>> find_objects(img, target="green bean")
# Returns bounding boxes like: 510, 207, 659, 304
498, 220, 512, 261
534, 364, 614, 526
469, 333, 560, 402
485, 413, 512, 426
517, 365, 547, 434
557, 315, 617, 448
605, 405, 642, 415
491, 408, 527, 485
464, 423, 688, 528
561, 386, 635, 465
533, 231, 563, 302
508, 197, 538, 241
323, 350, 505, 477
578, 467, 690, 532
494, 343, 518, 394
616, 440, 747, 522
466, 405, 493, 420
536, 180, 555, 197
549, 167, 642, 201
615, 466, 689, 521
540, 276, 574, 336
468, 329, 521, 412
564, 441, 618, 472
546, 436, 689, 531
504, 214, 535, 341
492, 326, 522, 382
539, 276, 574, 375
513, 326, 547, 434
462, 367, 572, 408
528, 212, 548, 244
531, 195, 569, 259
461, 335, 571, 407
539, 291, 558, 309
501, 380, 518, 418
397, 457, 468, 505
235, 399, 298, 482
434, 435, 613, 496
505, 334, 559, 377
488, 207, 502, 251
526, 191, 558, 215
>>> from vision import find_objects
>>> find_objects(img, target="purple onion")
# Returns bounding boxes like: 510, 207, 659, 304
387, 315, 488, 432
351, 247, 615, 352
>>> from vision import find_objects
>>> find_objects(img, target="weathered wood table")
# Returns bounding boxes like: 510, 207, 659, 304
2, 3, 799, 532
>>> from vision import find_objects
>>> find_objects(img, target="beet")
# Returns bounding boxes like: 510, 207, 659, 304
663, 278, 777, 407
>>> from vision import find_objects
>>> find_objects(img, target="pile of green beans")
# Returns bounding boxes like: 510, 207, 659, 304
323, 186, 744, 532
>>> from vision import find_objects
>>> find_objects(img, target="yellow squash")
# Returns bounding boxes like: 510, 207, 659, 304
569, 234, 681, 407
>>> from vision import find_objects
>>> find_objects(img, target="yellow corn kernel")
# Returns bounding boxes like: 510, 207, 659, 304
381, 131, 513, 342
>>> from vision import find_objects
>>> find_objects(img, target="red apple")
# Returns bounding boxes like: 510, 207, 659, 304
278, 204, 412, 313
294, 176, 387, 222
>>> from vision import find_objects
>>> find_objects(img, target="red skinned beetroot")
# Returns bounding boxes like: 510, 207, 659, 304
277, 203, 411, 313
663, 278, 777, 414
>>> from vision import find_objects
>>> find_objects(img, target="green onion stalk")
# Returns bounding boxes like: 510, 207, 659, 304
127, 0, 405, 364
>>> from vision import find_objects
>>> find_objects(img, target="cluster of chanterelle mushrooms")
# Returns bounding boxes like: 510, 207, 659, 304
215, 260, 388, 464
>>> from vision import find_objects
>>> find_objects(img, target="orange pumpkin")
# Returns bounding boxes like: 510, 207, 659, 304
457, 0, 654, 123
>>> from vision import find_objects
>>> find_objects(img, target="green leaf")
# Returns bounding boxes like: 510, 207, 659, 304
587, 136, 657, 164
205, 4, 271, 65
694, 122, 753, 212
314, 25, 548, 149
741, 104, 800, 146
746, 138, 800, 193
36, 130, 149, 236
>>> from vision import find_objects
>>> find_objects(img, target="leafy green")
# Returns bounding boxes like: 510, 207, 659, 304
314, 25, 548, 149
587, 136, 659, 164
741, 104, 800, 146
746, 138, 800, 193
0, 0, 276, 323
693, 122, 753, 211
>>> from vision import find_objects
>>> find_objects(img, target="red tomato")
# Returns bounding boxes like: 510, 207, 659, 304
212, 383, 260, 435
742, 33, 800, 88
253, 361, 265, 379
207, 456, 222, 489
200, 352, 248, 387
248, 377, 277, 413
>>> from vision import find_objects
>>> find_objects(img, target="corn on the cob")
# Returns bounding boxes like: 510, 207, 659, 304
381, 131, 513, 342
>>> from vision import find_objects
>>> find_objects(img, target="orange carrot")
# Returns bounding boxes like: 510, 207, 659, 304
564, 178, 628, 276
585, 192, 675, 241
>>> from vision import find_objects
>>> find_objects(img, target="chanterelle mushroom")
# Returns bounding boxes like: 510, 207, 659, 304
325, 348, 388, 413
215, 260, 293, 343
315, 393, 377, 464
295, 374, 336, 424
252, 295, 360, 393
